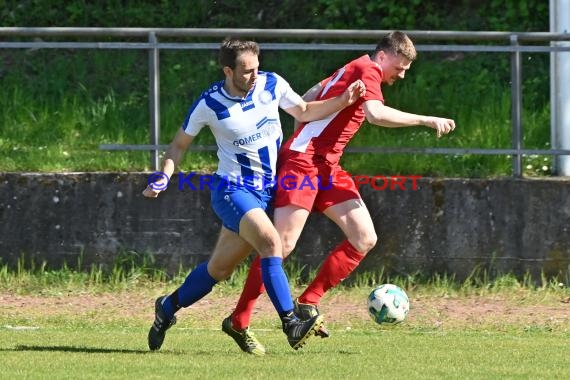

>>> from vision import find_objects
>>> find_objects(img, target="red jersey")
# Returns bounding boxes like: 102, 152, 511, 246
281, 54, 384, 165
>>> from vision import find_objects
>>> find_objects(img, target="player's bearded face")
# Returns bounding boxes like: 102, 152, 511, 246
231, 52, 259, 96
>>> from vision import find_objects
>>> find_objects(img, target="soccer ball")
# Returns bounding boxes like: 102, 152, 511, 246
367, 284, 410, 325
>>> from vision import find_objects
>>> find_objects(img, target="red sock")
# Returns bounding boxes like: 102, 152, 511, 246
231, 255, 265, 330
298, 240, 365, 305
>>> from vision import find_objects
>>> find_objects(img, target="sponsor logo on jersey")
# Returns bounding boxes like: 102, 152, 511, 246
233, 132, 264, 146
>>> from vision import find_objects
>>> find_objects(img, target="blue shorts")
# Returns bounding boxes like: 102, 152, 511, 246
210, 175, 275, 233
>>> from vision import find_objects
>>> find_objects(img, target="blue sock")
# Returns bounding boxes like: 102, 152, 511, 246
261, 257, 294, 316
162, 262, 217, 318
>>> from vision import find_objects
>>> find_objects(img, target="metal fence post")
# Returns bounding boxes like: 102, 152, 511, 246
148, 32, 160, 171
550, 0, 570, 176
510, 35, 523, 177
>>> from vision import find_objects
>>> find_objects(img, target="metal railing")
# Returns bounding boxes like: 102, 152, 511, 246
2, 27, 570, 175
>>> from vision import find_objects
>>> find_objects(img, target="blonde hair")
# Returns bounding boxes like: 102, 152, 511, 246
374, 31, 417, 61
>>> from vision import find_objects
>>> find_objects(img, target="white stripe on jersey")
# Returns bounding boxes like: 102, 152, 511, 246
289, 67, 345, 153
181, 72, 303, 189
321, 67, 345, 97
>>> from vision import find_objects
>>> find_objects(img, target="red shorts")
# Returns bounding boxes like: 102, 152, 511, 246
274, 151, 361, 212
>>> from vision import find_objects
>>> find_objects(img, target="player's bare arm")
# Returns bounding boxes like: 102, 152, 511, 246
363, 100, 455, 138
285, 79, 366, 122
292, 82, 324, 131
143, 129, 195, 198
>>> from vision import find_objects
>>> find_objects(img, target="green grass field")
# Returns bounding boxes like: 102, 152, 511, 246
1, 268, 569, 380
3, 323, 568, 380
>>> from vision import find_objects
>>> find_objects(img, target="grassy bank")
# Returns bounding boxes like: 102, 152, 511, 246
2, 254, 568, 296
0, 47, 552, 177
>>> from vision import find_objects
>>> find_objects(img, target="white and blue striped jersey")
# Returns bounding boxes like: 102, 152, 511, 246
182, 71, 303, 189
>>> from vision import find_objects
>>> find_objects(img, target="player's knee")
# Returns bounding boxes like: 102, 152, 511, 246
256, 234, 283, 258
281, 238, 297, 258
353, 231, 377, 254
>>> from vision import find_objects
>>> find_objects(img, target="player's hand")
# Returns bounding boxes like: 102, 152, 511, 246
427, 117, 456, 138
143, 172, 170, 198
142, 185, 162, 198
344, 79, 366, 105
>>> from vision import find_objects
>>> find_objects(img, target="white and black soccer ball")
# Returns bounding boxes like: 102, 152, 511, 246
367, 284, 410, 325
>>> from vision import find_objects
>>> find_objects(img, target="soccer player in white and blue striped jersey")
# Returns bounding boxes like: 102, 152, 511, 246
143, 38, 365, 354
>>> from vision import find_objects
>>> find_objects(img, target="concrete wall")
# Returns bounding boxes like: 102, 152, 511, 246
1, 173, 569, 281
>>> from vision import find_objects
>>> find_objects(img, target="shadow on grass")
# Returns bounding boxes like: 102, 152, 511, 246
5, 345, 161, 354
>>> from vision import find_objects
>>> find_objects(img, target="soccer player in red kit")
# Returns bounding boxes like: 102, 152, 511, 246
222, 31, 456, 355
